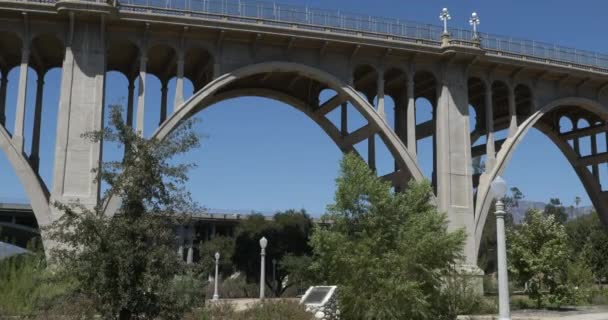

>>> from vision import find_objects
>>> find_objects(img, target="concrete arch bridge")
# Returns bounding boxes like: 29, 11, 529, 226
1, 0, 608, 270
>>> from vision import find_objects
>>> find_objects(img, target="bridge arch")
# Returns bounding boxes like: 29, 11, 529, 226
0, 30, 58, 236
0, 125, 51, 229
474, 96, 608, 255
104, 61, 426, 215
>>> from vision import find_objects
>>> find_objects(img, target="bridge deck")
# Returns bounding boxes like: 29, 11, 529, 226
11, 0, 606, 73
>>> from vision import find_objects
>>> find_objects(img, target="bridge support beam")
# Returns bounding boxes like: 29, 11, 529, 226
406, 74, 416, 156
435, 67, 479, 274
377, 70, 385, 119
484, 82, 496, 171
508, 84, 517, 137
127, 78, 135, 128
160, 80, 168, 125
136, 54, 147, 135
51, 22, 105, 216
13, 46, 30, 153
29, 76, 44, 172
0, 70, 7, 126
174, 54, 184, 110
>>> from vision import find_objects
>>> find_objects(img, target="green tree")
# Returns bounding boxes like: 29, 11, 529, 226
581, 218, 608, 284
508, 209, 571, 308
544, 198, 568, 224
279, 254, 314, 294
309, 154, 465, 320
565, 214, 596, 258
198, 236, 236, 278
46, 105, 202, 320
233, 209, 313, 297
565, 213, 608, 285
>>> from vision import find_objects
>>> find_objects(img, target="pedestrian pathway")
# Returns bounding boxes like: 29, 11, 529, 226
459, 306, 608, 320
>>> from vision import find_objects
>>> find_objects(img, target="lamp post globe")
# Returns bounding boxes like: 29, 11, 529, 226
259, 236, 268, 249
491, 175, 507, 199
492, 175, 511, 320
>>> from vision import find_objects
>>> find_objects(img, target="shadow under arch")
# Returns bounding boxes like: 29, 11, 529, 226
474, 97, 608, 255
104, 61, 426, 216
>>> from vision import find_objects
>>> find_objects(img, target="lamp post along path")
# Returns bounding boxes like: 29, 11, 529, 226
259, 237, 268, 300
213, 252, 220, 301
492, 176, 511, 320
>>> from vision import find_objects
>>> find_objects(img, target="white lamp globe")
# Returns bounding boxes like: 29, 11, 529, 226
259, 236, 268, 249
215, 252, 220, 260
491, 176, 508, 199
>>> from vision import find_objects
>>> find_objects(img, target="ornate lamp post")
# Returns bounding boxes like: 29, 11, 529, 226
469, 12, 480, 40
439, 8, 451, 35
491, 176, 511, 320
212, 252, 220, 301
259, 236, 268, 300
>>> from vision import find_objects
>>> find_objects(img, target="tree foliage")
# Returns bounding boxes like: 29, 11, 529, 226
544, 198, 568, 225
566, 213, 608, 283
309, 153, 465, 320
198, 236, 236, 278
233, 209, 313, 297
508, 209, 572, 308
46, 105, 202, 320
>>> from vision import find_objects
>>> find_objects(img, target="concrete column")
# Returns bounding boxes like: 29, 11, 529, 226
435, 68, 477, 266
174, 55, 184, 110
0, 71, 8, 126
211, 223, 216, 238
485, 82, 496, 171
508, 84, 517, 137
126, 78, 135, 128
186, 227, 194, 264
14, 46, 30, 152
177, 225, 184, 260
52, 24, 106, 213
160, 80, 168, 125
573, 121, 580, 155
495, 200, 511, 320
340, 102, 348, 136
187, 247, 194, 264
368, 135, 376, 171
591, 133, 599, 182
136, 54, 147, 135
377, 70, 385, 119
30, 76, 44, 172
406, 74, 416, 156
367, 96, 376, 171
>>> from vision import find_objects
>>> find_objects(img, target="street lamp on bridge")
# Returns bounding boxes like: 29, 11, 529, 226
469, 12, 480, 40
439, 8, 451, 35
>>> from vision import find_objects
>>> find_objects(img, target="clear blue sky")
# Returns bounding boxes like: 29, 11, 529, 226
0, 0, 606, 215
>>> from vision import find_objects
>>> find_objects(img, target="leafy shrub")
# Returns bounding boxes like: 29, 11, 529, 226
205, 275, 260, 299
189, 300, 310, 320
437, 271, 496, 319
0, 253, 79, 317
240, 300, 310, 320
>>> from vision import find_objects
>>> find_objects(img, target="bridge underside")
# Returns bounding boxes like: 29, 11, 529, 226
0, 1, 608, 273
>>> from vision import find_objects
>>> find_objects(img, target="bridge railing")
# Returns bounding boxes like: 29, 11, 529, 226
18, 0, 608, 72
